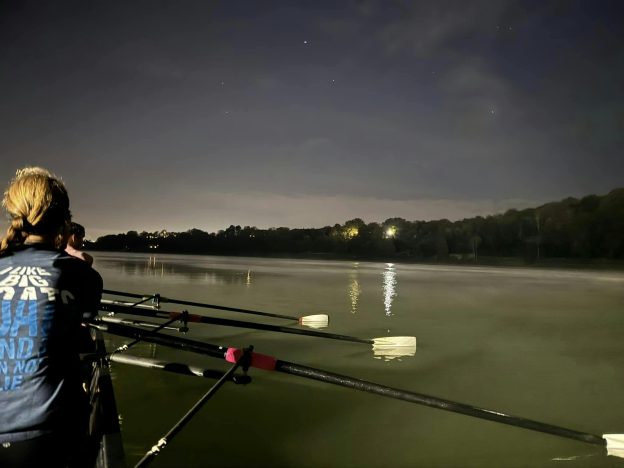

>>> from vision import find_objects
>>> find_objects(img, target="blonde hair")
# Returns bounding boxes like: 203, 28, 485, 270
1, 167, 71, 253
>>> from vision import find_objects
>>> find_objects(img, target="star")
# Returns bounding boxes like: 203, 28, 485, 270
303, 40, 308, 45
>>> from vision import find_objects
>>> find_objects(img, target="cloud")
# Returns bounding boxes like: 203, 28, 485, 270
323, 0, 514, 58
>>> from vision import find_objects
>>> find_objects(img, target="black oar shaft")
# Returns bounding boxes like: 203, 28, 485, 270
191, 315, 371, 344
103, 288, 299, 321
109, 354, 251, 384
91, 321, 228, 360
163, 297, 297, 321
99, 302, 372, 345
275, 361, 606, 447
101, 316, 184, 331
95, 321, 606, 448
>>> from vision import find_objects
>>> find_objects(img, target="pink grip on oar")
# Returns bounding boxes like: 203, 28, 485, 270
225, 348, 277, 371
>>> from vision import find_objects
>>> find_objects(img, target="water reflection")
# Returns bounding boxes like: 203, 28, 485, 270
348, 263, 361, 314
246, 269, 252, 286
373, 344, 416, 361
146, 256, 164, 277
382, 263, 397, 316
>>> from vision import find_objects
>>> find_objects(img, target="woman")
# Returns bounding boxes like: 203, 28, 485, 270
65, 222, 94, 266
0, 167, 103, 467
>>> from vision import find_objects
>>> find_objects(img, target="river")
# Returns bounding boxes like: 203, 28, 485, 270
92, 252, 624, 467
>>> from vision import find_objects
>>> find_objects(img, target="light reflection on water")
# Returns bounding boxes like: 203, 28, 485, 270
98, 255, 252, 287
145, 256, 164, 277
348, 262, 360, 314
382, 262, 397, 316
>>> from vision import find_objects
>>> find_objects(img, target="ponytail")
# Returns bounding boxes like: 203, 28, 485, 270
1, 167, 70, 255
0, 218, 28, 254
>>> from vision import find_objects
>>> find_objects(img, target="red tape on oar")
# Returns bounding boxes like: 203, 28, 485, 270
170, 311, 203, 323
225, 348, 277, 371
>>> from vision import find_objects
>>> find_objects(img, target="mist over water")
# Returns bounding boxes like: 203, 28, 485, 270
93, 252, 624, 467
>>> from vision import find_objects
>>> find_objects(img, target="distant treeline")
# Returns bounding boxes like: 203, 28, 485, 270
88, 188, 624, 263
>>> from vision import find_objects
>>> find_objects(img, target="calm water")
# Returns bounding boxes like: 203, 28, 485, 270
92, 252, 624, 467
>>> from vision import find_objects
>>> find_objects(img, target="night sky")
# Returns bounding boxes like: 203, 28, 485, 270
1, 1, 623, 239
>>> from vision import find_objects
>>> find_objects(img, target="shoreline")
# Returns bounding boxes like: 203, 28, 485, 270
88, 249, 624, 271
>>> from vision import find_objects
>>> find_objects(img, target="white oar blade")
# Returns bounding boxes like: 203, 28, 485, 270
604, 434, 624, 458
299, 314, 329, 329
372, 337, 416, 361
372, 336, 416, 348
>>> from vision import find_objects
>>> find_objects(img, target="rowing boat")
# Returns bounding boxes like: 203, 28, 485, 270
84, 329, 126, 468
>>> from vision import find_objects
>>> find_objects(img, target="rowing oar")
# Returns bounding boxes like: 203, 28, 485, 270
91, 320, 624, 457
103, 288, 329, 328
98, 302, 416, 355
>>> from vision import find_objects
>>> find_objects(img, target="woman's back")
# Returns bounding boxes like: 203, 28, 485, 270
0, 244, 102, 442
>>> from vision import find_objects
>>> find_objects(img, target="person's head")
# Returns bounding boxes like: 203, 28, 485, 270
67, 222, 86, 249
1, 167, 71, 253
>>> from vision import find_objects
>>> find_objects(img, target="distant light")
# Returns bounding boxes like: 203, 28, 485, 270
386, 226, 397, 238
303, 40, 308, 44
344, 227, 359, 239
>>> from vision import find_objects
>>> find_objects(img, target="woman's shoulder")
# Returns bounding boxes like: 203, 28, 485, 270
55, 252, 102, 279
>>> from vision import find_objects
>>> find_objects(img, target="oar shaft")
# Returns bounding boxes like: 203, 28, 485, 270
99, 302, 372, 345
91, 321, 228, 360
95, 321, 606, 448
192, 315, 371, 344
274, 361, 606, 447
101, 315, 184, 332
164, 298, 298, 321
109, 354, 251, 384
103, 288, 299, 321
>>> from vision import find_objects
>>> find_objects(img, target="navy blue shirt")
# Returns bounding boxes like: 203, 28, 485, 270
0, 244, 102, 442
